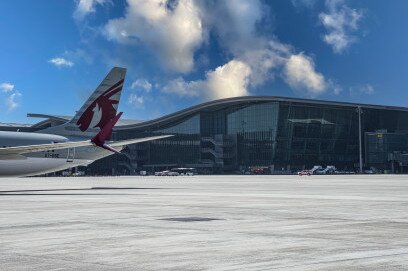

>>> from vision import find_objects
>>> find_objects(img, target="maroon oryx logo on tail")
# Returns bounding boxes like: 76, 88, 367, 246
77, 79, 124, 132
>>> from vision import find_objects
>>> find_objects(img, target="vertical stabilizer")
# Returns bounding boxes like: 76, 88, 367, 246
39, 67, 127, 138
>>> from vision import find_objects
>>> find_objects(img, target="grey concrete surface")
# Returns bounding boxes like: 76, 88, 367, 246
1, 175, 408, 270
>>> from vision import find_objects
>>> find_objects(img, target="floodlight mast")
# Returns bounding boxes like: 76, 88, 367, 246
357, 106, 363, 173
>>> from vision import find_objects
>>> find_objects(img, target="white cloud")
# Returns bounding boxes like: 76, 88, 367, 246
127, 94, 144, 108
49, 57, 74, 67
361, 84, 374, 95
198, 1, 329, 97
0, 83, 14, 93
5, 91, 22, 111
202, 0, 266, 55
105, 0, 204, 73
131, 79, 152, 92
162, 77, 203, 97
283, 54, 327, 95
350, 84, 374, 95
241, 41, 292, 86
74, 0, 110, 20
162, 59, 251, 100
330, 80, 343, 95
99, 0, 331, 98
163, 44, 330, 99
63, 49, 94, 65
319, 0, 363, 53
206, 60, 251, 100
0, 82, 22, 111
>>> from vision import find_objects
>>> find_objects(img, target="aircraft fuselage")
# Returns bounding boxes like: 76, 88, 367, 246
0, 131, 120, 177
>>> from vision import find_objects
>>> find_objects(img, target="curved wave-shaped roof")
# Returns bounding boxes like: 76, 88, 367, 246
116, 95, 408, 131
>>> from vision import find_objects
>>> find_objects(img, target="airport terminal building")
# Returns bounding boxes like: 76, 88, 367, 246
3, 96, 408, 174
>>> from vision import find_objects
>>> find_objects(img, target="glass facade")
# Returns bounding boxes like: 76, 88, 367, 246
366, 132, 408, 165
275, 102, 360, 169
87, 98, 408, 174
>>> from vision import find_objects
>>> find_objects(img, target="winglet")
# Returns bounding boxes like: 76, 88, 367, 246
91, 112, 123, 153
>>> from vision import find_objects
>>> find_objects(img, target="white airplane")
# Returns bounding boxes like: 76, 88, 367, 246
0, 67, 171, 177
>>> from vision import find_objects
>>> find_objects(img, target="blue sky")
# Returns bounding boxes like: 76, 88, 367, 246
0, 0, 407, 124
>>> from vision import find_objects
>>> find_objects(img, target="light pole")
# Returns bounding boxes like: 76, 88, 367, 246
241, 120, 247, 168
357, 106, 363, 173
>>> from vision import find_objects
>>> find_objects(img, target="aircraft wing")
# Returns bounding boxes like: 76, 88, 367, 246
0, 135, 173, 157
110, 135, 173, 147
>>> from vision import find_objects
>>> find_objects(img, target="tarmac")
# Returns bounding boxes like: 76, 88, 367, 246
1, 175, 408, 270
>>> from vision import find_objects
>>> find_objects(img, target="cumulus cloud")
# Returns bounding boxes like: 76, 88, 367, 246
198, 1, 329, 97
74, 0, 110, 20
0, 82, 22, 111
165, 0, 326, 99
200, 0, 266, 55
105, 0, 204, 73
49, 57, 74, 67
162, 38, 328, 99
5, 91, 22, 111
206, 60, 251, 99
127, 94, 144, 108
131, 79, 152, 92
241, 41, 292, 86
162, 77, 203, 97
319, 0, 363, 53
99, 0, 331, 99
0, 83, 14, 93
162, 60, 251, 100
283, 54, 326, 95
350, 84, 374, 96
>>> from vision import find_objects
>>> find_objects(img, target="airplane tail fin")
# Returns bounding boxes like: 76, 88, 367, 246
39, 67, 127, 138
71, 67, 126, 132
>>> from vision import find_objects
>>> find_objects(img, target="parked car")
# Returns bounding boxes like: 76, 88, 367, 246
72, 171, 85, 177
364, 167, 379, 174
154, 170, 180, 176
154, 171, 165, 176
171, 168, 197, 176
316, 166, 337, 175
298, 165, 323, 176
298, 170, 312, 176
168, 171, 180, 176
310, 165, 323, 174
